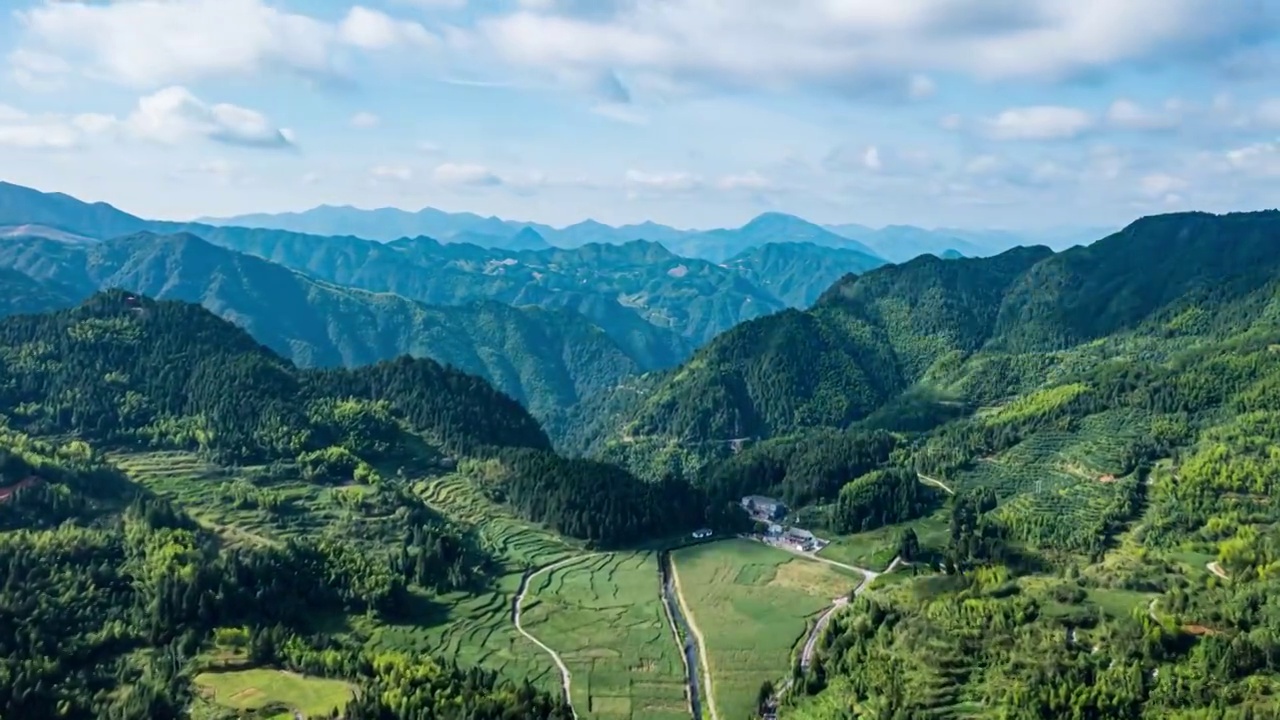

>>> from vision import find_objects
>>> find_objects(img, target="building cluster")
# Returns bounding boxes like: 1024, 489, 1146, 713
740, 494, 825, 552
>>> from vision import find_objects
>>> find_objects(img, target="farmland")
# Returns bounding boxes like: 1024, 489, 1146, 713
193, 667, 353, 719
670, 539, 865, 720
519, 552, 689, 720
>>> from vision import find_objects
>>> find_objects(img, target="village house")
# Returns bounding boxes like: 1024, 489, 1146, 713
691, 528, 714, 539
741, 494, 787, 520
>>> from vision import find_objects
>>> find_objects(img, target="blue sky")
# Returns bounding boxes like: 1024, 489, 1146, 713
1, 0, 1278, 230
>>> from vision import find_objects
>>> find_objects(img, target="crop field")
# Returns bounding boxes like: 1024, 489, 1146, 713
671, 539, 863, 720
194, 667, 353, 719
520, 552, 689, 720
357, 473, 579, 688
112, 451, 331, 547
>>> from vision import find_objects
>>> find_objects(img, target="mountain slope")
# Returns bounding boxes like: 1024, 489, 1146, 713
0, 267, 83, 316
0, 233, 646, 432
724, 241, 889, 307
608, 209, 1280, 449
621, 247, 1052, 442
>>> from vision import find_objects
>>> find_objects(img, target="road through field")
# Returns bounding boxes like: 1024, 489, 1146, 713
659, 552, 704, 720
513, 554, 598, 719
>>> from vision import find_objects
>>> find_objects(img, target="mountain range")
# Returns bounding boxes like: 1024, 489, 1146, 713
201, 196, 1112, 262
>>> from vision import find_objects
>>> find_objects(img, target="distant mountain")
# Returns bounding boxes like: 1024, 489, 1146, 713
823, 223, 996, 262
0, 233, 654, 437
939, 249, 966, 260
723, 241, 888, 307
671, 213, 883, 262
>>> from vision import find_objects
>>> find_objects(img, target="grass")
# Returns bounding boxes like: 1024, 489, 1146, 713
672, 539, 864, 720
194, 667, 353, 719
521, 552, 689, 720
819, 509, 951, 571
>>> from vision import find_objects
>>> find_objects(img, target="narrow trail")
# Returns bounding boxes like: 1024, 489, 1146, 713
513, 554, 598, 719
917, 472, 955, 495
659, 552, 704, 720
669, 555, 720, 720
1207, 561, 1229, 580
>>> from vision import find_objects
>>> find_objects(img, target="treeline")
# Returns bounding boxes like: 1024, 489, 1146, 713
479, 449, 744, 547
702, 428, 898, 507
829, 468, 940, 534
0, 292, 549, 465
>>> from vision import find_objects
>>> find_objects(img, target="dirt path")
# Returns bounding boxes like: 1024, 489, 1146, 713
1207, 561, 1229, 580
659, 553, 703, 720
513, 554, 598, 719
669, 555, 720, 720
917, 472, 955, 495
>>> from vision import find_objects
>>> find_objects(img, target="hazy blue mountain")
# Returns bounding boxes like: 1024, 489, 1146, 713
824, 223, 995, 262
724, 241, 889, 307
671, 212, 883, 262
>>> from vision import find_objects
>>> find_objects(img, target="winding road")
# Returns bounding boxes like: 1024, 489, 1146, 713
513, 554, 599, 719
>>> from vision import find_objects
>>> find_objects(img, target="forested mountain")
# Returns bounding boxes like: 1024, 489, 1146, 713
724, 241, 889, 307
609, 211, 1280, 449
617, 246, 1053, 443
0, 267, 82, 316
149, 229, 778, 350
0, 233, 650, 434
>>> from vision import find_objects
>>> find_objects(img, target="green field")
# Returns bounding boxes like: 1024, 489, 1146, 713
819, 509, 951, 571
521, 552, 689, 720
194, 668, 353, 719
671, 539, 864, 720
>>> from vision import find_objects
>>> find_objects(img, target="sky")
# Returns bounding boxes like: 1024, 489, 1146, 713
1, 0, 1278, 231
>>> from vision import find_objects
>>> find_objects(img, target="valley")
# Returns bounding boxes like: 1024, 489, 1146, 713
2, 192, 1280, 720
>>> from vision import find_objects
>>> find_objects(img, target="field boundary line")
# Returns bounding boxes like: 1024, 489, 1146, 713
669, 553, 720, 720
513, 553, 600, 719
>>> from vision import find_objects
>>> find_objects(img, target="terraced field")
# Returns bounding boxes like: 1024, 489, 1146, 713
194, 668, 353, 720
520, 552, 689, 720
672, 539, 864, 720
358, 474, 582, 688
945, 411, 1151, 552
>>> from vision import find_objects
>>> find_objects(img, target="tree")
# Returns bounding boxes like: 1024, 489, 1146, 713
897, 527, 920, 562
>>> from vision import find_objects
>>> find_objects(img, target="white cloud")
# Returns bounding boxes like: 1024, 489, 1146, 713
0, 104, 116, 150
350, 112, 381, 128
338, 6, 435, 50
624, 169, 702, 193
371, 165, 414, 182
1222, 142, 1280, 178
12, 0, 436, 88
939, 113, 964, 131
473, 1, 1276, 99
983, 105, 1095, 140
433, 162, 503, 186
127, 87, 293, 147
1105, 98, 1179, 130
590, 103, 648, 124
906, 74, 936, 100
1139, 172, 1188, 198
1254, 99, 1280, 129
715, 171, 773, 191
397, 0, 468, 7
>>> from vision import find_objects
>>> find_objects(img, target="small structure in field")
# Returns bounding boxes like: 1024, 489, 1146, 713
692, 528, 713, 539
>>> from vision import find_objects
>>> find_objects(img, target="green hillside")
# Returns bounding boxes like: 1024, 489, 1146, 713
0, 233, 650, 436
